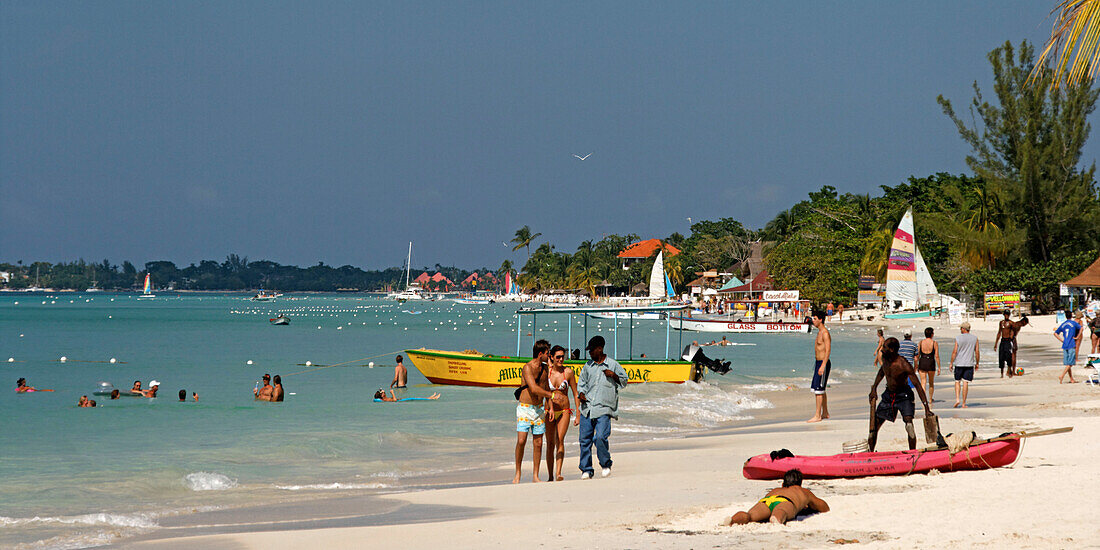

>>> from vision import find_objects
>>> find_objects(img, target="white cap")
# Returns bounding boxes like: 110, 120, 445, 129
149, 380, 160, 387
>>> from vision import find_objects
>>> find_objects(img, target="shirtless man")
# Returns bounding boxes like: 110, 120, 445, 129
728, 469, 829, 525
514, 339, 554, 483
807, 310, 831, 423
994, 311, 1029, 378
390, 355, 408, 388
254, 374, 274, 401
868, 337, 932, 451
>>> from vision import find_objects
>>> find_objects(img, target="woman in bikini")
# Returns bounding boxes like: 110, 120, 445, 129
916, 327, 940, 402
543, 345, 579, 482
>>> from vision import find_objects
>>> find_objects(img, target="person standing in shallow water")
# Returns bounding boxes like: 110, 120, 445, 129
391, 355, 408, 389
807, 311, 831, 423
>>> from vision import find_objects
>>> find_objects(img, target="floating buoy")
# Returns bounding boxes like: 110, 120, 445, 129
7, 358, 13, 362
247, 360, 254, 365
109, 358, 117, 364
59, 356, 67, 362
305, 361, 313, 366
368, 362, 375, 367
108, 315, 112, 319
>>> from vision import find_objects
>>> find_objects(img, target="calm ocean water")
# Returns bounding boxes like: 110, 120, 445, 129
0, 293, 877, 548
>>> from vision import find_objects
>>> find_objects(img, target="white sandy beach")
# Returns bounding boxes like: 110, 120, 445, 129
126, 315, 1100, 549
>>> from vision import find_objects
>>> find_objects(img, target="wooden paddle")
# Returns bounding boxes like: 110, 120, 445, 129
867, 396, 877, 445
923, 413, 941, 444
918, 426, 1073, 452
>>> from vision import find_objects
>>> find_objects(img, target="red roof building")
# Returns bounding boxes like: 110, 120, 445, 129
617, 239, 681, 270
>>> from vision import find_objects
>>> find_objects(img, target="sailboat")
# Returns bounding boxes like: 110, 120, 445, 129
24, 266, 46, 292
883, 209, 940, 319
138, 273, 156, 300
590, 251, 669, 319
388, 242, 425, 302
86, 265, 101, 292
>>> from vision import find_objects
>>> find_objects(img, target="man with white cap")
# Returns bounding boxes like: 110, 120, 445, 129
950, 323, 979, 408
140, 380, 160, 398
897, 330, 918, 367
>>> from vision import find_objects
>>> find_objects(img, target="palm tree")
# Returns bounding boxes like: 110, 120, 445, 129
497, 259, 513, 291
510, 226, 542, 261
568, 241, 601, 297
1033, 0, 1100, 89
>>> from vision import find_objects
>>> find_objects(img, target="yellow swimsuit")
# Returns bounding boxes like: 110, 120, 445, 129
759, 495, 793, 511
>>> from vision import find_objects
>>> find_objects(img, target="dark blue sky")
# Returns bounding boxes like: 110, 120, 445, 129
1, 2, 1090, 270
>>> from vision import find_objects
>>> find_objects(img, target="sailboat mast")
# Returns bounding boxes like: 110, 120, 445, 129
405, 242, 412, 290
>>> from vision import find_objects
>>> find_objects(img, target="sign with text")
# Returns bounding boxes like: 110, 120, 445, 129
858, 275, 878, 290
762, 290, 799, 301
858, 289, 885, 304
984, 291, 1022, 311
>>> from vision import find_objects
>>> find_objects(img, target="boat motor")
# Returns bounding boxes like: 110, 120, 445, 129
681, 343, 731, 375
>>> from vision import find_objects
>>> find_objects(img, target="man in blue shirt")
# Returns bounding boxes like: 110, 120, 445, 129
1055, 311, 1083, 383
577, 335, 628, 479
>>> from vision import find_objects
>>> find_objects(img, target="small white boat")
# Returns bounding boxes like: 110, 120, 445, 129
137, 274, 156, 300
270, 315, 290, 325
388, 242, 426, 302
251, 290, 277, 302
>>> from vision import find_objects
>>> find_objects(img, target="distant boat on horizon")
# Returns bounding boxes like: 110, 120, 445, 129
138, 273, 156, 300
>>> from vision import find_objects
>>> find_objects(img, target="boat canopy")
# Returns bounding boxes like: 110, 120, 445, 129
515, 303, 693, 360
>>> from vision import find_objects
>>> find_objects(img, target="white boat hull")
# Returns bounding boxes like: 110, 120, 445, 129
589, 312, 663, 320
669, 317, 810, 333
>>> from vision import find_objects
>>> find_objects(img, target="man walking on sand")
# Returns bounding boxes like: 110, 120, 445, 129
807, 310, 831, 423
950, 322, 979, 408
577, 335, 628, 479
1055, 311, 1083, 384
514, 339, 553, 483
868, 337, 932, 451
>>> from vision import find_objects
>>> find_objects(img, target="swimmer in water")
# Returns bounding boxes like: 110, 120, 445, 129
130, 380, 143, 395
373, 389, 440, 401
16, 378, 52, 393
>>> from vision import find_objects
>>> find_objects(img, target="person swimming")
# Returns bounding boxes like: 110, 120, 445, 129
373, 389, 440, 402
16, 378, 52, 393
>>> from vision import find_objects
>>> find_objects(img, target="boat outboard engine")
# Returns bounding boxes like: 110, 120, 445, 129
681, 343, 731, 375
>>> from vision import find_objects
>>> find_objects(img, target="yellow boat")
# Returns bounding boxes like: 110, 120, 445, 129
404, 348, 701, 387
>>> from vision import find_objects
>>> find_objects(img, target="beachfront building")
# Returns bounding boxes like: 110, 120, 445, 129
459, 271, 498, 291
617, 239, 680, 270
413, 271, 455, 291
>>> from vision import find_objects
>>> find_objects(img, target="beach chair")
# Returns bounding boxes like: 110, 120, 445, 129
1086, 354, 1100, 387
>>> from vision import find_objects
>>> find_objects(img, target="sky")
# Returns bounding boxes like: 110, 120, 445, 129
2, 1, 1093, 271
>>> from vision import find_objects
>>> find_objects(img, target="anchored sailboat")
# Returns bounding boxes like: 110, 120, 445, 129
883, 209, 939, 319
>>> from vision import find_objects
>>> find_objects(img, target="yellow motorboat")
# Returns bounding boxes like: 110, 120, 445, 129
404, 348, 700, 386
405, 303, 712, 386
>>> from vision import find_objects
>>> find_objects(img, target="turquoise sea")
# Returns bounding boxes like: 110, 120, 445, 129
0, 293, 877, 548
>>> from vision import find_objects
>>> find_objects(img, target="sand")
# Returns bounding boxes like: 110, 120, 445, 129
125, 314, 1100, 549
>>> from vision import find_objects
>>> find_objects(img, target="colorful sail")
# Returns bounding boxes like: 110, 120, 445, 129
885, 209, 939, 306
143, 273, 152, 294
665, 273, 676, 300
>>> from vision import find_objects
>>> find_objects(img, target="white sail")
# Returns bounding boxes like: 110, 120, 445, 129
648, 251, 666, 299
914, 244, 938, 305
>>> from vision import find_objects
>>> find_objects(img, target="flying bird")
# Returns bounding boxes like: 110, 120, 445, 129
573, 153, 592, 161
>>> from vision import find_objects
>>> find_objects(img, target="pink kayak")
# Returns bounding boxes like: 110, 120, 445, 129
742, 437, 1021, 480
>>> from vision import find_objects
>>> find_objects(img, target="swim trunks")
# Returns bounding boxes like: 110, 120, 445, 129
875, 388, 915, 422
759, 495, 793, 511
516, 403, 546, 435
1063, 348, 1077, 366
810, 360, 831, 395
953, 366, 974, 381
998, 339, 1014, 370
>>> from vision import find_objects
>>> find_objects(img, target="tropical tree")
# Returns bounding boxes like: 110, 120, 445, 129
510, 226, 543, 261
939, 40, 1100, 264
567, 240, 602, 297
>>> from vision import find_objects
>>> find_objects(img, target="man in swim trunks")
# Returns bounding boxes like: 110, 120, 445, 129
951, 322, 979, 407
994, 311, 1028, 378
729, 469, 829, 525
807, 310, 831, 423
1055, 311, 1083, 383
868, 337, 932, 451
514, 339, 553, 483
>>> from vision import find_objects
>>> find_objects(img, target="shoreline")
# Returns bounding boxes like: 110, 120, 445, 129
124, 315, 1100, 549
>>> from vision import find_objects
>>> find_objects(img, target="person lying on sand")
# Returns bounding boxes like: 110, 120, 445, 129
729, 469, 828, 525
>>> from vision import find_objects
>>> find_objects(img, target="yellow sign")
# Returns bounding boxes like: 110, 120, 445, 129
984, 291, 1022, 311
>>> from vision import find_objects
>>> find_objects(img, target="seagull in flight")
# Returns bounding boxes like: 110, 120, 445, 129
573, 153, 592, 161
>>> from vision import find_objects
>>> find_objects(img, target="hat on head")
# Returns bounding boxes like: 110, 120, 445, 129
149, 380, 160, 387
585, 335, 605, 351
960, 322, 971, 330
903, 329, 912, 337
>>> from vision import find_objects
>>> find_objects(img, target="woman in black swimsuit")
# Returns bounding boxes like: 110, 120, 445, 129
916, 327, 940, 402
